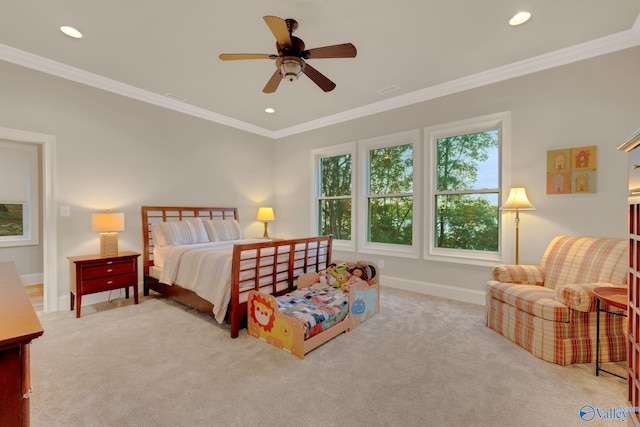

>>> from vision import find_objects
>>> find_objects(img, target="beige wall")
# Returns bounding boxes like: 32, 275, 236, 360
0, 60, 275, 307
274, 47, 640, 303
1, 46, 639, 309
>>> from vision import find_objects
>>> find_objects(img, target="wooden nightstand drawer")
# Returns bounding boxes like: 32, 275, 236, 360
80, 259, 135, 280
81, 273, 137, 294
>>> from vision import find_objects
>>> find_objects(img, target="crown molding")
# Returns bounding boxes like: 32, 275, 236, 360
273, 20, 640, 139
1, 15, 639, 140
0, 43, 275, 138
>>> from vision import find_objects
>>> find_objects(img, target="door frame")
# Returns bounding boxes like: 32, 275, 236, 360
0, 126, 57, 312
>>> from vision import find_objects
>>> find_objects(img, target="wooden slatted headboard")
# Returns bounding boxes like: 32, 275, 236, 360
141, 206, 238, 276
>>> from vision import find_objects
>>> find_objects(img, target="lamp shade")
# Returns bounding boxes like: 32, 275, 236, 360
501, 187, 535, 210
256, 207, 275, 222
91, 212, 125, 232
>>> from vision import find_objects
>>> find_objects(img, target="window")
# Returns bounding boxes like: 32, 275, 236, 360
0, 204, 24, 236
368, 144, 413, 244
425, 112, 510, 264
434, 130, 499, 250
313, 142, 355, 250
359, 130, 420, 257
0, 140, 39, 247
311, 113, 508, 264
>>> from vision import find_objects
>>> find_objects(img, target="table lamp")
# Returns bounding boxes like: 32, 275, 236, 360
92, 212, 125, 257
256, 207, 275, 239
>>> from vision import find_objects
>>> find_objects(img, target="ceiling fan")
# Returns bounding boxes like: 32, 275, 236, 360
219, 15, 357, 93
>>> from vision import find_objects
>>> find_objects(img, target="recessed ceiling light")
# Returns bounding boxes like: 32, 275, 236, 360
60, 26, 83, 39
509, 11, 531, 26
265, 107, 275, 114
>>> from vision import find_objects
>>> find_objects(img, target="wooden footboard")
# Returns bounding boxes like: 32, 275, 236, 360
229, 237, 333, 338
141, 206, 333, 338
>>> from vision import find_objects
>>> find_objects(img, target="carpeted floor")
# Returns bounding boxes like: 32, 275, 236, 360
31, 287, 626, 426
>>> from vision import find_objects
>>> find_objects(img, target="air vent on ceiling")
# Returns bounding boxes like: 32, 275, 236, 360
377, 85, 399, 95
164, 92, 187, 102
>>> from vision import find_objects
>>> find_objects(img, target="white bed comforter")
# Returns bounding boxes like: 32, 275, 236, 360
158, 239, 263, 323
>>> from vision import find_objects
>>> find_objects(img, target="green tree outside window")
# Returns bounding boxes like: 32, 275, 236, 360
368, 144, 413, 245
318, 154, 352, 239
0, 204, 24, 237
435, 130, 499, 251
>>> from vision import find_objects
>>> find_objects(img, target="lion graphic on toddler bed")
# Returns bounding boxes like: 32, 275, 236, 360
249, 293, 295, 352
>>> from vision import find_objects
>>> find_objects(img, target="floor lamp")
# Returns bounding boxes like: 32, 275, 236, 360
501, 187, 535, 264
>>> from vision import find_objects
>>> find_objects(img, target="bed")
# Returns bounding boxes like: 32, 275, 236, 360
247, 260, 380, 358
141, 206, 333, 338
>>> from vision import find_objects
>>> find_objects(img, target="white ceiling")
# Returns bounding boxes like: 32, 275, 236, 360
1, 1, 639, 139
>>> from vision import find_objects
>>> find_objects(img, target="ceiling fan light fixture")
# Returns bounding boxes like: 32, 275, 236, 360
220, 16, 355, 93
280, 56, 303, 82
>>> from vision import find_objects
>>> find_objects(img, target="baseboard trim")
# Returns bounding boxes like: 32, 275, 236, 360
53, 277, 486, 311
21, 273, 44, 286
382, 275, 486, 306
58, 289, 138, 311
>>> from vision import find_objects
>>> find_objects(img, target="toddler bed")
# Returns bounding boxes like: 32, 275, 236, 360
248, 261, 380, 358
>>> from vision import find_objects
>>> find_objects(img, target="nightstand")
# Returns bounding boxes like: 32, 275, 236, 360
68, 251, 140, 318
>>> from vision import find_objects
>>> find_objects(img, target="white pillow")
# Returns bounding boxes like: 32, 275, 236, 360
150, 222, 168, 247
160, 218, 209, 245
186, 218, 210, 243
205, 219, 242, 241
203, 220, 219, 242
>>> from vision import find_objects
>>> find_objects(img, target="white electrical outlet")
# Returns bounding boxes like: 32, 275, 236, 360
60, 206, 70, 217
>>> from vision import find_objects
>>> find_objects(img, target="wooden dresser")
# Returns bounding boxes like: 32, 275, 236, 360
619, 128, 640, 427
0, 261, 44, 427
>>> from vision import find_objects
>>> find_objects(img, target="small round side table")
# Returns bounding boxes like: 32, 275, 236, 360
593, 286, 627, 378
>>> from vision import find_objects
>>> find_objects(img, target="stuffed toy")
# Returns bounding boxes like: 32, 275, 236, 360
329, 262, 351, 288
318, 261, 377, 290
319, 262, 352, 290
319, 263, 338, 287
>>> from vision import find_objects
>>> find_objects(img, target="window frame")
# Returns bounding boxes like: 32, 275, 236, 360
424, 112, 511, 266
311, 142, 356, 252
358, 129, 421, 258
0, 140, 39, 247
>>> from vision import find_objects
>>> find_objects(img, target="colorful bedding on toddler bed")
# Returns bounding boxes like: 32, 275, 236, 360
248, 260, 380, 358
276, 284, 349, 340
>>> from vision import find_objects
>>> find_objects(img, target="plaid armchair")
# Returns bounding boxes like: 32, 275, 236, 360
486, 235, 628, 365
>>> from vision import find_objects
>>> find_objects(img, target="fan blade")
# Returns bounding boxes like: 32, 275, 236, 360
263, 70, 282, 93
263, 16, 291, 48
304, 43, 357, 59
302, 61, 336, 92
219, 53, 274, 61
